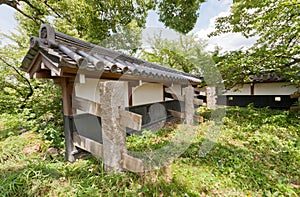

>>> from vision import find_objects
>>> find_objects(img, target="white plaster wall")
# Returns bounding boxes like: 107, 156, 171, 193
132, 82, 163, 106
254, 82, 297, 95
223, 84, 251, 95
223, 82, 297, 96
75, 78, 129, 114
75, 78, 101, 103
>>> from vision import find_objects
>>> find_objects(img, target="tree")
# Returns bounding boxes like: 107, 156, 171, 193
157, 0, 205, 34
211, 0, 300, 88
0, 0, 206, 41
0, 28, 33, 112
142, 33, 209, 75
142, 33, 225, 92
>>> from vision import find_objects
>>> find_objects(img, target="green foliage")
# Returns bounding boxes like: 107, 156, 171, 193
0, 29, 33, 113
142, 33, 210, 76
1, 106, 299, 196
2, 0, 207, 42
157, 0, 205, 34
212, 0, 300, 88
0, 25, 64, 148
98, 21, 143, 56
127, 127, 177, 152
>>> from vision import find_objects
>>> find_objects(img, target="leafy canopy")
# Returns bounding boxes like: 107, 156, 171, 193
142, 33, 209, 75
1, 0, 205, 41
211, 0, 300, 88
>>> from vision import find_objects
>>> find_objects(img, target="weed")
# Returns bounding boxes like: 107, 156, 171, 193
0, 106, 299, 196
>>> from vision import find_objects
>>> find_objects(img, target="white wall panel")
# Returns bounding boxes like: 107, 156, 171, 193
254, 82, 297, 95
75, 78, 129, 114
132, 82, 163, 106
224, 84, 251, 95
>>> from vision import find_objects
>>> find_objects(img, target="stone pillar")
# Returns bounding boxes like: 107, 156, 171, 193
99, 81, 127, 172
183, 86, 194, 125
207, 86, 216, 109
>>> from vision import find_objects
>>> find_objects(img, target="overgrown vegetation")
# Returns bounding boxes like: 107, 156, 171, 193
0, 1, 299, 196
1, 106, 299, 196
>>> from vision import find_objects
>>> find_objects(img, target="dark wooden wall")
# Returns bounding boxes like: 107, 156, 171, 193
217, 95, 297, 109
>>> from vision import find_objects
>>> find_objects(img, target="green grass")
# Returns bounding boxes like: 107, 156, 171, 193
0, 106, 299, 196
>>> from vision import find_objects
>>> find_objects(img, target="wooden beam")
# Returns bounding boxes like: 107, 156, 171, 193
167, 109, 184, 119
194, 92, 206, 96
61, 78, 73, 116
52, 78, 62, 86
120, 151, 144, 173
119, 110, 142, 131
164, 92, 184, 101
290, 93, 300, 99
61, 66, 200, 85
73, 132, 103, 157
73, 97, 102, 117
250, 83, 254, 95
33, 70, 51, 78
41, 53, 62, 76
193, 98, 204, 106
128, 81, 140, 87
61, 77, 77, 162
193, 115, 204, 123
41, 62, 50, 70
51, 69, 62, 77
28, 53, 43, 78
290, 106, 300, 111
194, 86, 207, 93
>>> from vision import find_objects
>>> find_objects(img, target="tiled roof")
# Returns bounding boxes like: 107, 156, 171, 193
21, 24, 202, 84
249, 73, 285, 82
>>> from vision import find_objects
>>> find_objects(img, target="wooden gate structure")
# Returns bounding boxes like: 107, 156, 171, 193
21, 24, 206, 173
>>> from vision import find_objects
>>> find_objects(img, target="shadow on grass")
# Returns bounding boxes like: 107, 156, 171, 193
178, 138, 300, 195
0, 153, 197, 196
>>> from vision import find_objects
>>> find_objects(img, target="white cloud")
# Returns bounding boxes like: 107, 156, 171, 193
196, 10, 258, 52
221, 0, 233, 6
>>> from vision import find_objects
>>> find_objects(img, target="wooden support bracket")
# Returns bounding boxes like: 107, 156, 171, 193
73, 132, 103, 157
194, 87, 207, 93
193, 98, 204, 106
165, 92, 184, 101
194, 115, 204, 123
120, 151, 144, 173
167, 109, 185, 119
73, 97, 102, 117
61, 78, 77, 162
119, 110, 142, 131
168, 110, 203, 123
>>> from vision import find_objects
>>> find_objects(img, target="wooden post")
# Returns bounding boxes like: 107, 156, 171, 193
183, 86, 194, 125
100, 81, 127, 172
61, 77, 77, 162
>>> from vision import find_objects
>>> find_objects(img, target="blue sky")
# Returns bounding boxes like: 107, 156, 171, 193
0, 0, 256, 51
0, 4, 18, 35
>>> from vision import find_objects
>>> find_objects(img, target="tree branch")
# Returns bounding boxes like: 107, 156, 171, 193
1, 0, 45, 24
0, 56, 34, 101
21, 0, 44, 16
